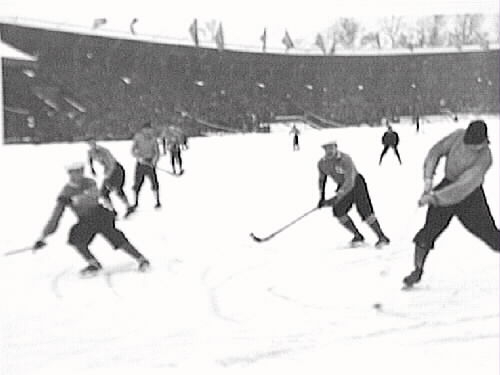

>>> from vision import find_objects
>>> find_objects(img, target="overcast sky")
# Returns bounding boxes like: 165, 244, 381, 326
0, 0, 498, 49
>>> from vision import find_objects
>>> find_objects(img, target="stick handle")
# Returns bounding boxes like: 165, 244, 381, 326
256, 207, 318, 242
4, 246, 35, 256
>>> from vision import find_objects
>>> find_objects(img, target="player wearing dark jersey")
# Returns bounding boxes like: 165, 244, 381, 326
403, 120, 500, 287
86, 138, 134, 217
168, 134, 183, 175
317, 141, 390, 248
33, 163, 150, 275
290, 125, 300, 151
379, 125, 402, 165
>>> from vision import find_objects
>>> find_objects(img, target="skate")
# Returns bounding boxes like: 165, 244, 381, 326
154, 202, 162, 209
403, 268, 423, 288
138, 258, 151, 272
375, 236, 390, 249
350, 233, 365, 247
80, 262, 102, 277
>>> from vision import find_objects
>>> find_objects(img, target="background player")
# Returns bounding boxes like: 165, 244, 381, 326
131, 122, 161, 209
290, 124, 300, 151
379, 123, 402, 165
87, 138, 135, 217
167, 130, 184, 175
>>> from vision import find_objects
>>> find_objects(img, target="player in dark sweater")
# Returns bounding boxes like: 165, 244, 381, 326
379, 125, 402, 165
33, 163, 150, 276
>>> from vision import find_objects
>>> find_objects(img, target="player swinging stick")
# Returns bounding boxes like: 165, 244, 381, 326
403, 120, 500, 288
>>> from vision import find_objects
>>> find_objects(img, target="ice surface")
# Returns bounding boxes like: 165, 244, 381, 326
0, 115, 498, 374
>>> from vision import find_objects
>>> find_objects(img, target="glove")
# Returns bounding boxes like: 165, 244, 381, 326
418, 193, 437, 207
323, 196, 339, 207
423, 178, 433, 194
318, 196, 338, 208
33, 240, 47, 250
90, 168, 97, 176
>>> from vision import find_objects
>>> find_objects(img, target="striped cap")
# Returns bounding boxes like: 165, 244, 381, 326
65, 162, 85, 172
321, 141, 338, 149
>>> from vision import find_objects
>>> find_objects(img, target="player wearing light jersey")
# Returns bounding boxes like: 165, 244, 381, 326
86, 138, 134, 217
404, 120, 500, 287
131, 122, 161, 209
33, 163, 149, 276
317, 141, 390, 248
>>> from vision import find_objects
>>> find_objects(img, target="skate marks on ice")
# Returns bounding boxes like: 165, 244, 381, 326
201, 260, 269, 324
50, 262, 146, 300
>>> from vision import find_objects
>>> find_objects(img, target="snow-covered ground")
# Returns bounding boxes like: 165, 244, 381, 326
0, 115, 498, 375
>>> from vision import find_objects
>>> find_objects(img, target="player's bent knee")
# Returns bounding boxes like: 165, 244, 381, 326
337, 215, 349, 223
364, 214, 376, 224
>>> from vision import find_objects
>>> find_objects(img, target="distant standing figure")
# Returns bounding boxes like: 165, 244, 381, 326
379, 124, 402, 165
131, 122, 161, 210
168, 132, 184, 175
290, 125, 300, 151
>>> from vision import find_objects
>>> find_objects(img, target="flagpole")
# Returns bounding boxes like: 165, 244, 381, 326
0, 30, 4, 145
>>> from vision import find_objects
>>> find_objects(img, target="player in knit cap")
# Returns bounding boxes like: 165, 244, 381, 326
403, 120, 500, 288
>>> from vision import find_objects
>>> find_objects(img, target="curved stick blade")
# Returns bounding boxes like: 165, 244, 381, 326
250, 233, 263, 242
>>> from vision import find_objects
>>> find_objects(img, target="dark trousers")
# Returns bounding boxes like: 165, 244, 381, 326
170, 149, 182, 171
161, 138, 167, 154
100, 163, 126, 199
133, 162, 159, 192
379, 145, 401, 164
68, 206, 128, 249
293, 135, 299, 150
333, 174, 375, 220
414, 179, 500, 251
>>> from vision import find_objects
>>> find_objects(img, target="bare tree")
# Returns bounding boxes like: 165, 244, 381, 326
449, 14, 484, 47
326, 18, 360, 50
416, 15, 447, 47
360, 32, 382, 49
199, 19, 217, 42
380, 16, 403, 48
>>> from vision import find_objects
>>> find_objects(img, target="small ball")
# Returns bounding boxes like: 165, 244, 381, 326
373, 303, 382, 309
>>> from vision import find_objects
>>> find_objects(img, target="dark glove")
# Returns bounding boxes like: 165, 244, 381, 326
317, 198, 326, 209
33, 240, 46, 250
323, 196, 339, 207
57, 195, 72, 205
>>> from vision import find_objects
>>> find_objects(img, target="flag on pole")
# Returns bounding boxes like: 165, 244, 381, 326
260, 28, 267, 52
92, 18, 107, 29
282, 30, 294, 51
315, 33, 326, 55
215, 23, 224, 51
189, 19, 199, 47
130, 18, 138, 35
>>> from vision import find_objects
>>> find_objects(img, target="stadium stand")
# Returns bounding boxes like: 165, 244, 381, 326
1, 22, 498, 143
